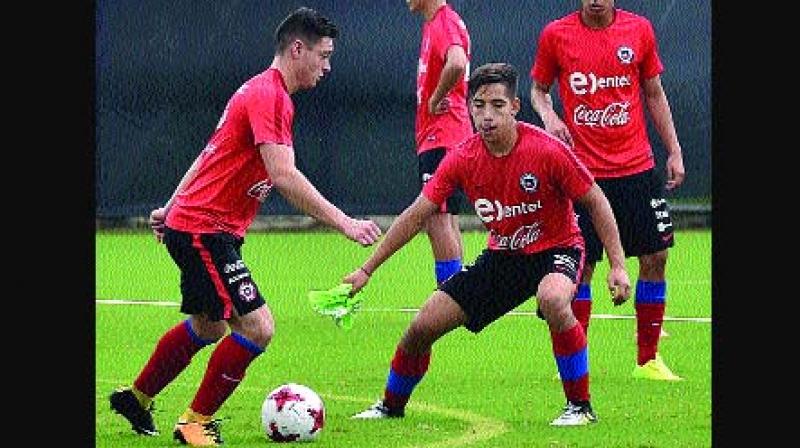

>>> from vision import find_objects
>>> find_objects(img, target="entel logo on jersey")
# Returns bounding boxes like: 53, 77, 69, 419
474, 198, 543, 223
247, 180, 273, 203
568, 71, 631, 95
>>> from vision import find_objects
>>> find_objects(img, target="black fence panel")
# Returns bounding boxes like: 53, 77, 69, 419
96, 0, 711, 217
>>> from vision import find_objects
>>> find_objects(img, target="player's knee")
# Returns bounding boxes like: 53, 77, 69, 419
234, 309, 275, 348
190, 317, 227, 342
239, 329, 272, 349
536, 292, 572, 324
251, 319, 275, 348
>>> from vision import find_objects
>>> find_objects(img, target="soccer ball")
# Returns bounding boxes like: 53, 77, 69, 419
261, 383, 325, 442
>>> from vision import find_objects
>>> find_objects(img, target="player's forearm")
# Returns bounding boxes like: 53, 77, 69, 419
430, 61, 465, 107
530, 84, 559, 125
645, 93, 682, 156
271, 169, 348, 232
592, 213, 625, 270
362, 197, 430, 275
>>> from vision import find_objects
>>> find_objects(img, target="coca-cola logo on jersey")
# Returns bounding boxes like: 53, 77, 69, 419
247, 179, 273, 203
573, 102, 630, 128
492, 223, 542, 251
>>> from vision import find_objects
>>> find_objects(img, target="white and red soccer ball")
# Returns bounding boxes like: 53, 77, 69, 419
261, 383, 325, 442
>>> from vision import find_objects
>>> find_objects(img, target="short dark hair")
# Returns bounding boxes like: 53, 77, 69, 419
468, 63, 519, 100
274, 7, 339, 53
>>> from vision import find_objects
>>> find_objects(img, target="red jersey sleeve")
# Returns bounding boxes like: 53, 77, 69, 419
530, 24, 558, 85
550, 141, 594, 200
422, 150, 460, 205
640, 18, 664, 80
436, 11, 466, 56
247, 87, 294, 147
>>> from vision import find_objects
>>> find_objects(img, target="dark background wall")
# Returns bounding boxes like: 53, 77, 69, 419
96, 0, 710, 218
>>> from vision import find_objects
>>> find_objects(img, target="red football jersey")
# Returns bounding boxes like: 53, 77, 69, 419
423, 122, 593, 254
530, 9, 663, 178
166, 68, 294, 237
415, 4, 473, 154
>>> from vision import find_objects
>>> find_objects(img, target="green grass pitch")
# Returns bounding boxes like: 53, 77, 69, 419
96, 229, 711, 447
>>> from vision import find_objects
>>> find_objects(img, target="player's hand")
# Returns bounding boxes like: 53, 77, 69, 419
343, 218, 382, 247
607, 267, 631, 306
429, 97, 450, 115
343, 268, 371, 296
665, 152, 685, 190
543, 116, 574, 148
149, 207, 169, 243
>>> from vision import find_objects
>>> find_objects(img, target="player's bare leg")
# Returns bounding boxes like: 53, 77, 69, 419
175, 305, 275, 445
399, 290, 467, 354
111, 314, 226, 437
352, 291, 466, 419
537, 273, 597, 426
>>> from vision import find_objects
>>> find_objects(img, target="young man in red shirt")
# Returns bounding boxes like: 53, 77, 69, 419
406, 0, 473, 288
108, 7, 381, 446
349, 62, 630, 426
530, 0, 686, 381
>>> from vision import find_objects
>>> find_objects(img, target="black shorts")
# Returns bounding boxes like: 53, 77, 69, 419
419, 147, 465, 215
574, 168, 675, 264
440, 247, 583, 333
163, 227, 266, 321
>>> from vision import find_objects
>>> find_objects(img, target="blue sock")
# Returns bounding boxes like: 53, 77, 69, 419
575, 284, 592, 301
635, 280, 667, 305
435, 258, 462, 284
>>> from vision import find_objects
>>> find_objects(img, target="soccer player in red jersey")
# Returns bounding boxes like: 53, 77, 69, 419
108, 7, 381, 446
530, 0, 686, 381
348, 63, 630, 426
407, 0, 473, 287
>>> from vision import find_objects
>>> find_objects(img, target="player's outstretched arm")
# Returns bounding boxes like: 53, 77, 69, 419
575, 183, 631, 305
343, 193, 439, 295
260, 143, 381, 246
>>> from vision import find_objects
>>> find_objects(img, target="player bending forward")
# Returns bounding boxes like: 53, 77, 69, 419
344, 62, 630, 426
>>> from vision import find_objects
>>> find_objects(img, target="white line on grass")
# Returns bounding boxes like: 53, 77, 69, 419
95, 299, 711, 323
96, 378, 508, 447
369, 308, 711, 323
97, 299, 179, 306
